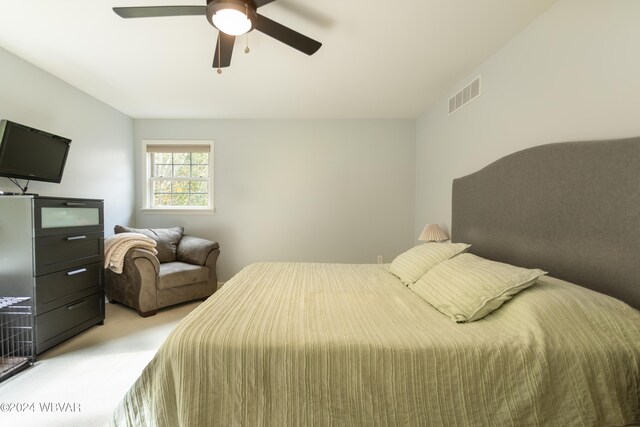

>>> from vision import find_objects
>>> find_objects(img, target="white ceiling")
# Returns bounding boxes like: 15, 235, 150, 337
0, 0, 557, 119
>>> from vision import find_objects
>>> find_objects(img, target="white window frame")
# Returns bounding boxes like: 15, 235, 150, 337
141, 139, 214, 214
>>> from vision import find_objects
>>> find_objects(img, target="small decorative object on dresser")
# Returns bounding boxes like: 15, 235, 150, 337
104, 226, 220, 317
0, 196, 105, 354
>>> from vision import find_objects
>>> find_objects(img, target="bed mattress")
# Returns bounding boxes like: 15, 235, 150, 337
112, 262, 640, 426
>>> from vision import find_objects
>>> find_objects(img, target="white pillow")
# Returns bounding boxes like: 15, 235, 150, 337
388, 243, 470, 285
409, 253, 546, 322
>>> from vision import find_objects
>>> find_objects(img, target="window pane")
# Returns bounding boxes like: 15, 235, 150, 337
154, 153, 172, 164
172, 194, 190, 206
190, 194, 207, 206
174, 165, 191, 177
153, 180, 172, 193
172, 181, 190, 193
192, 165, 208, 178
190, 181, 207, 193
154, 165, 172, 177
154, 194, 172, 207
173, 153, 190, 164
192, 153, 208, 165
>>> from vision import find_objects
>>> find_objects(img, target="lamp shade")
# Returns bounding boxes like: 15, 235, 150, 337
418, 224, 449, 242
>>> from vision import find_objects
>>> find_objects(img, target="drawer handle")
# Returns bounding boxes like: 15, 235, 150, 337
67, 300, 88, 311
65, 202, 86, 207
67, 268, 87, 276
66, 235, 87, 241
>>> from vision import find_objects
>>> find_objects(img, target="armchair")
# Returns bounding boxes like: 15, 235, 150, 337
105, 226, 220, 317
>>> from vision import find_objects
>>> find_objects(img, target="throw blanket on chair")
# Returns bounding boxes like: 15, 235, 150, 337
104, 232, 158, 274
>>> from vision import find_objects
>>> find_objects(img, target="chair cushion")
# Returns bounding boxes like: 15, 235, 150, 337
158, 262, 209, 290
115, 225, 184, 263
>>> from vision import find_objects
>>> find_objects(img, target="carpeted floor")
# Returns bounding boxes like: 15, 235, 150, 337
0, 300, 201, 427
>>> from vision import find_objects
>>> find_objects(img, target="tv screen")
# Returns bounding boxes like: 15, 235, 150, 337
0, 120, 71, 183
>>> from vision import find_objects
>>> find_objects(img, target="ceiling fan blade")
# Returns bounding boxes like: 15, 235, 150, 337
256, 14, 321, 56
255, 0, 277, 7
212, 32, 236, 68
113, 6, 206, 19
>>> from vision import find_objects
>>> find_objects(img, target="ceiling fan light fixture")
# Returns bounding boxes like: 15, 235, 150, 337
212, 9, 251, 36
207, 0, 257, 36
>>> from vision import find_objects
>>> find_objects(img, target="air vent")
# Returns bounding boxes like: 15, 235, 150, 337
448, 76, 481, 115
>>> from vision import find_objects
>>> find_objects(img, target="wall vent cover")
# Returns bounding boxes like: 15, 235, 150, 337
449, 76, 481, 115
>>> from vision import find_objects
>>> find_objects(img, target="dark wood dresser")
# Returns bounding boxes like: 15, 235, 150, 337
0, 196, 105, 354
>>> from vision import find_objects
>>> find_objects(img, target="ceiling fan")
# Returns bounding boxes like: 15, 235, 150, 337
113, 0, 322, 71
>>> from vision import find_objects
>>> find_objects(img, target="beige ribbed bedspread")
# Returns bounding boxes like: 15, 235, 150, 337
112, 262, 640, 426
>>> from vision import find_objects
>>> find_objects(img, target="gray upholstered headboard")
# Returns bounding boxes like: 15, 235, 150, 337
451, 137, 640, 310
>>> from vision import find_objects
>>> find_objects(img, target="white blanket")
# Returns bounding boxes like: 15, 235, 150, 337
104, 232, 157, 274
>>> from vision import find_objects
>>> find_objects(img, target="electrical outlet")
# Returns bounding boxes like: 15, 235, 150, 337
377, 255, 383, 264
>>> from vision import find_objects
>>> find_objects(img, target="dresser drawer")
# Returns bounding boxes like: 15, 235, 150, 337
35, 232, 104, 276
34, 197, 103, 237
35, 262, 103, 315
35, 292, 104, 353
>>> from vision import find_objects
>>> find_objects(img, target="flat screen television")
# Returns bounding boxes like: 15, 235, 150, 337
0, 120, 71, 184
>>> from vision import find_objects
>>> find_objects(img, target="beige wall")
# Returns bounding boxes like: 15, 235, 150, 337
134, 119, 416, 281
0, 47, 135, 233
415, 0, 640, 238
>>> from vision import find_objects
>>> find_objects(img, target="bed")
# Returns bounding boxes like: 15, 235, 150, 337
112, 137, 640, 426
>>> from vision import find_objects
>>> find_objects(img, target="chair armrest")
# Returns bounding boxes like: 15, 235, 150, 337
127, 248, 160, 275
105, 247, 161, 315
177, 235, 220, 266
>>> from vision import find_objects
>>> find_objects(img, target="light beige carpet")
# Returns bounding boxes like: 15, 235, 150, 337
0, 300, 201, 427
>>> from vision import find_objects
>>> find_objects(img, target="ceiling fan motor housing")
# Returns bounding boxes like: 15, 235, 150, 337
206, 0, 258, 33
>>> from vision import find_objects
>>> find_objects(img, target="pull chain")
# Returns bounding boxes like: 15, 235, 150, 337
217, 34, 222, 74
245, 4, 250, 54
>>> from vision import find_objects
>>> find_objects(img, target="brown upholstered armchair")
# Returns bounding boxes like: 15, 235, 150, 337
105, 226, 220, 317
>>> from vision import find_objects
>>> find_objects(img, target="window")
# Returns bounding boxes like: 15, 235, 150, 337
142, 140, 214, 211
